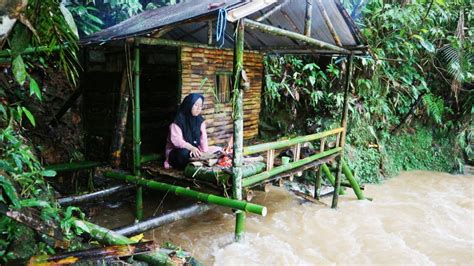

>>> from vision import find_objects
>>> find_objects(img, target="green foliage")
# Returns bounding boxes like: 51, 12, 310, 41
384, 126, 458, 175
262, 0, 471, 182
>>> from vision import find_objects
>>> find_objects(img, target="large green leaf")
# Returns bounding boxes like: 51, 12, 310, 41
60, 4, 79, 39
10, 23, 31, 55
29, 77, 42, 101
0, 175, 21, 209
21, 107, 35, 127
12, 56, 27, 86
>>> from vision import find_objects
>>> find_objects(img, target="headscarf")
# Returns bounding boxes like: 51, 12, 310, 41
173, 93, 205, 148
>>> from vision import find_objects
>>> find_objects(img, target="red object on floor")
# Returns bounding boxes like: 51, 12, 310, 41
217, 154, 232, 167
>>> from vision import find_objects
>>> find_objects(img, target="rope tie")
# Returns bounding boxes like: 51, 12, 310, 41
216, 8, 227, 48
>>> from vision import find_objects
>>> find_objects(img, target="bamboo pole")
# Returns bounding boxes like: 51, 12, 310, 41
137, 37, 216, 49
208, 20, 213, 45
255, 0, 289, 22
141, 153, 163, 164
243, 127, 343, 155
321, 163, 345, 195
0, 44, 67, 57
242, 147, 343, 187
304, 0, 313, 36
332, 55, 353, 209
341, 159, 365, 200
314, 166, 322, 199
110, 70, 131, 168
49, 87, 83, 127
133, 41, 143, 221
45, 161, 103, 172
103, 171, 267, 216
242, 19, 349, 54
70, 218, 177, 265
28, 241, 158, 265
232, 19, 246, 242
58, 184, 135, 206
315, 0, 342, 46
115, 204, 212, 236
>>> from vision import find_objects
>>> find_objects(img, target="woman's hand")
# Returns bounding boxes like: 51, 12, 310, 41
189, 146, 202, 158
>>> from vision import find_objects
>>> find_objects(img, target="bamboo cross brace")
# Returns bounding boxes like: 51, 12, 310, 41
242, 19, 349, 54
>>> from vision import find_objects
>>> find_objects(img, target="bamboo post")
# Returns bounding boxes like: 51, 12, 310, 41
103, 171, 267, 216
242, 19, 349, 54
208, 20, 213, 45
315, 0, 343, 46
314, 137, 325, 199
232, 19, 246, 242
110, 69, 131, 168
321, 163, 345, 195
331, 55, 353, 208
133, 41, 143, 221
266, 149, 275, 170
304, 0, 313, 36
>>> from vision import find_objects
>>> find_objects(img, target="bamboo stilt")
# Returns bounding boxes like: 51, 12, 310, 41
332, 55, 353, 209
133, 41, 143, 221
341, 159, 365, 200
103, 171, 267, 216
110, 69, 131, 168
232, 19, 246, 242
321, 163, 345, 195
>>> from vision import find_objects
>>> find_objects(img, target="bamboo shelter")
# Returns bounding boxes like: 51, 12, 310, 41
45, 0, 370, 241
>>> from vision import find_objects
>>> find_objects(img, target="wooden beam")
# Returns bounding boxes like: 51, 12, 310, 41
242, 19, 350, 54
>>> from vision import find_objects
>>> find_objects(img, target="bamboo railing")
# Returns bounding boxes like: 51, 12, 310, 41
242, 127, 345, 187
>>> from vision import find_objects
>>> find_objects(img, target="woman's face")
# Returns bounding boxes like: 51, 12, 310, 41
191, 98, 203, 116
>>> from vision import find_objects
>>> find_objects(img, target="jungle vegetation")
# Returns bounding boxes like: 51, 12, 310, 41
0, 0, 472, 263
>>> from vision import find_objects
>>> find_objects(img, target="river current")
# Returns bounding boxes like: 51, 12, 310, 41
94, 170, 474, 265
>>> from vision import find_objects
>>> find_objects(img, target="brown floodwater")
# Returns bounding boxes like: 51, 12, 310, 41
93, 171, 474, 265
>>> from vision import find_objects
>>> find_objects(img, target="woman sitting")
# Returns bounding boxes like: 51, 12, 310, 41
164, 93, 213, 170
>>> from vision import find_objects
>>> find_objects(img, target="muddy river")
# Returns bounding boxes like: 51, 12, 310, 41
93, 171, 474, 265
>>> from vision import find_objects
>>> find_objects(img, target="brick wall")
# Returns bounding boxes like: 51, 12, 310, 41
180, 47, 264, 146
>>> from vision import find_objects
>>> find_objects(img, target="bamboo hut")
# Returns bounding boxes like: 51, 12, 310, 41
55, 0, 368, 240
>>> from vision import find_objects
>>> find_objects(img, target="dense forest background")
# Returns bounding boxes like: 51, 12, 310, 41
0, 0, 472, 262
